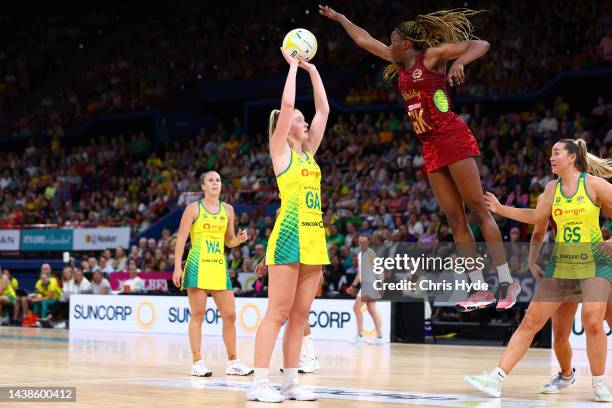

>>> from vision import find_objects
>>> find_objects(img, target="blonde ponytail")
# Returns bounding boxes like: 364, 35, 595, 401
268, 109, 280, 139
575, 139, 612, 179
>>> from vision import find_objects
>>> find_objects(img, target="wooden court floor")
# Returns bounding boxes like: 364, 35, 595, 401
0, 327, 608, 407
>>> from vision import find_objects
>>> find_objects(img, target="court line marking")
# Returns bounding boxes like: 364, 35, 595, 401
129, 379, 601, 407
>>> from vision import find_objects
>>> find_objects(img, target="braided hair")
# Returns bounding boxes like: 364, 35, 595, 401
384, 9, 482, 81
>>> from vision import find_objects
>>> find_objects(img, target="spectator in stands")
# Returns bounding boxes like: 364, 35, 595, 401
229, 269, 242, 294
91, 271, 111, 295
113, 247, 128, 272
538, 110, 558, 134
140, 250, 156, 272
122, 260, 144, 293
88, 257, 100, 273
99, 255, 114, 274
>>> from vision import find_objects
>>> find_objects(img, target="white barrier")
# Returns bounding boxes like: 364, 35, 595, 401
73, 227, 131, 250
69, 295, 391, 342
568, 304, 612, 350
0, 230, 20, 251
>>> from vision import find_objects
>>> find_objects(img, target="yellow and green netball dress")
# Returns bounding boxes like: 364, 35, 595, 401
545, 172, 611, 280
2, 278, 16, 303
266, 148, 330, 265
183, 201, 232, 290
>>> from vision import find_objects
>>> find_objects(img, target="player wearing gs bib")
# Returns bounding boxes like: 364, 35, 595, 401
467, 139, 612, 401
174, 171, 253, 379
248, 48, 329, 403
320, 5, 519, 313
529, 194, 612, 396
546, 172, 611, 280
266, 148, 329, 266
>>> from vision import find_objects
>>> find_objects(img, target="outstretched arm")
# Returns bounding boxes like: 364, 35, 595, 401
319, 5, 393, 62
425, 40, 490, 86
300, 60, 329, 155
484, 181, 555, 225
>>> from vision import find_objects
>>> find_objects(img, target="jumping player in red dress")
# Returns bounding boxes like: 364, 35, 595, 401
320, 6, 520, 311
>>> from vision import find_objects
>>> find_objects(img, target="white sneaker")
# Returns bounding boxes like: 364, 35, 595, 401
246, 381, 285, 403
352, 334, 365, 344
593, 381, 612, 402
54, 321, 67, 329
191, 360, 212, 377
368, 337, 384, 345
540, 368, 575, 394
225, 359, 254, 376
298, 356, 320, 373
464, 372, 502, 398
281, 379, 317, 401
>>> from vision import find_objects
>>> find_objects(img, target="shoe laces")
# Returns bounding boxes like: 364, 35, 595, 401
594, 381, 610, 395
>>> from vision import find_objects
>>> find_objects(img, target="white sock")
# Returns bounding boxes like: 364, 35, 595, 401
254, 368, 269, 384
593, 375, 606, 385
302, 334, 316, 359
468, 269, 485, 287
496, 263, 513, 283
283, 368, 299, 387
491, 367, 507, 383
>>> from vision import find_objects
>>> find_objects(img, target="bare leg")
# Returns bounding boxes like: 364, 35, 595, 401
187, 288, 207, 362
211, 290, 238, 361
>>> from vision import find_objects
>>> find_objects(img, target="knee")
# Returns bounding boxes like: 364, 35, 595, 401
520, 313, 546, 333
223, 310, 236, 325
582, 312, 604, 334
353, 303, 361, 313
267, 306, 291, 326
553, 330, 570, 346
289, 305, 310, 322
190, 309, 205, 324
444, 211, 469, 233
467, 203, 491, 225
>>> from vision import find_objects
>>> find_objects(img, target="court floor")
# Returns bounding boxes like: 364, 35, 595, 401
0, 327, 608, 407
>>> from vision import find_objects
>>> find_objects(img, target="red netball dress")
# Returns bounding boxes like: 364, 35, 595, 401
397, 52, 480, 173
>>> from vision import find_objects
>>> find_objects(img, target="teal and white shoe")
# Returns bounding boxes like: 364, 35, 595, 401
464, 372, 502, 398
540, 368, 576, 394
593, 381, 612, 402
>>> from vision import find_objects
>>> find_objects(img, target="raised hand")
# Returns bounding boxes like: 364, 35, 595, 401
319, 4, 343, 21
280, 47, 299, 66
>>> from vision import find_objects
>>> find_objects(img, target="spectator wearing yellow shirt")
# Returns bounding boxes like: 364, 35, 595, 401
378, 123, 394, 144
20, 271, 62, 319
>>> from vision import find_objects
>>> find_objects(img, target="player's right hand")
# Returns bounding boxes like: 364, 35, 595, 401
483, 191, 502, 213
319, 5, 343, 21
529, 262, 544, 280
280, 47, 299, 66
172, 268, 183, 288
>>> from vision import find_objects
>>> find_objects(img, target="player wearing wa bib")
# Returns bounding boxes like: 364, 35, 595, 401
546, 172, 611, 280
266, 148, 330, 266
183, 200, 231, 290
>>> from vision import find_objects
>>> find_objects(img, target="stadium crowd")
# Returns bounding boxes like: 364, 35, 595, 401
1, 92, 610, 328
7, 1, 611, 135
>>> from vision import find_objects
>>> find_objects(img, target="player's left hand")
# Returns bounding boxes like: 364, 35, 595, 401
237, 229, 248, 244
298, 59, 315, 72
447, 62, 465, 87
599, 240, 612, 257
